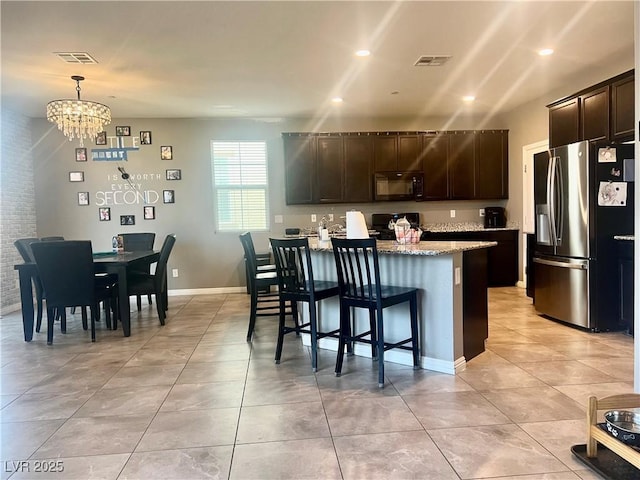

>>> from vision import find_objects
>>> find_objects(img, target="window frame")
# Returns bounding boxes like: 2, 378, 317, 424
211, 140, 270, 233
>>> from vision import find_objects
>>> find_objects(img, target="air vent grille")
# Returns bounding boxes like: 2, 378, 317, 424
54, 52, 98, 64
414, 55, 451, 67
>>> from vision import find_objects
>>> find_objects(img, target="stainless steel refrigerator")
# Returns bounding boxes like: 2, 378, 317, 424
533, 140, 635, 331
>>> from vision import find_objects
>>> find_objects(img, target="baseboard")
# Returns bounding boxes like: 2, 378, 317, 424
516, 281, 526, 289
0, 302, 23, 316
167, 287, 246, 296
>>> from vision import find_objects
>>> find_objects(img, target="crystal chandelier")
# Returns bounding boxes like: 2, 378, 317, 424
46, 75, 111, 147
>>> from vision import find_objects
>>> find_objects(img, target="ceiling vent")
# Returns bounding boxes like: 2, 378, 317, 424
54, 52, 98, 64
414, 55, 451, 67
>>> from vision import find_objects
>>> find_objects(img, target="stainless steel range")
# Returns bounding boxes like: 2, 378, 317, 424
371, 212, 420, 240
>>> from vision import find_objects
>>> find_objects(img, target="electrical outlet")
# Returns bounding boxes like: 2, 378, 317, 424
454, 267, 461, 285
274, 214, 283, 224
450, 209, 456, 218
311, 214, 317, 222
479, 208, 485, 217
172, 268, 179, 278
328, 214, 334, 221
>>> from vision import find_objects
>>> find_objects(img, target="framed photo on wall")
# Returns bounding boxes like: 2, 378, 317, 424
161, 145, 173, 160
143, 206, 155, 220
77, 192, 89, 206
140, 131, 152, 145
69, 171, 84, 182
99, 207, 111, 221
120, 214, 135, 226
166, 169, 181, 180
163, 190, 175, 203
95, 131, 107, 145
75, 147, 87, 162
116, 126, 131, 136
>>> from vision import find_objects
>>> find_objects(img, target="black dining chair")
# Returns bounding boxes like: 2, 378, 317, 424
125, 234, 176, 326
40, 236, 65, 241
240, 232, 289, 341
31, 241, 119, 344
119, 232, 156, 310
14, 238, 46, 330
331, 237, 420, 387
270, 237, 340, 371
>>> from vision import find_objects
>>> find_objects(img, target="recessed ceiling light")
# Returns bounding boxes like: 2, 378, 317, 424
462, 95, 475, 102
331, 97, 344, 104
538, 48, 554, 56
355, 49, 370, 57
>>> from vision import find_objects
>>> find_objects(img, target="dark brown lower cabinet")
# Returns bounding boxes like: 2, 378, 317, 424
463, 248, 488, 360
618, 240, 634, 335
422, 229, 519, 287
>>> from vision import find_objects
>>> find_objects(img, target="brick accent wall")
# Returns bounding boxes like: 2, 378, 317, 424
1, 108, 36, 314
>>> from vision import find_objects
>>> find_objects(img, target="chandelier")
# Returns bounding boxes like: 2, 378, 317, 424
46, 75, 111, 147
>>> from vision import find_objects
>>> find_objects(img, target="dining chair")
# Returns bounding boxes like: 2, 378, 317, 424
31, 241, 119, 344
240, 232, 289, 341
40, 236, 65, 241
14, 238, 46, 330
270, 237, 340, 371
125, 234, 176, 326
240, 232, 275, 294
119, 232, 156, 310
331, 237, 420, 387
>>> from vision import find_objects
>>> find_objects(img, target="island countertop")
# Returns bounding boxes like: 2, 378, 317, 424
614, 235, 635, 241
308, 239, 497, 255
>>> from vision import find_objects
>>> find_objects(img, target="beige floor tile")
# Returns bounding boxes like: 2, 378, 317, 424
33, 414, 153, 458
0, 391, 94, 422
176, 360, 248, 384
428, 424, 569, 478
242, 375, 321, 406
334, 430, 459, 480
102, 364, 185, 389
0, 419, 65, 461
324, 396, 422, 437
230, 438, 341, 480
520, 419, 587, 469
121, 446, 232, 480
73, 385, 171, 417
160, 382, 244, 411
482, 386, 585, 423
136, 408, 239, 451
518, 360, 618, 385
236, 401, 330, 443
457, 363, 546, 391
404, 391, 511, 428
189, 343, 251, 363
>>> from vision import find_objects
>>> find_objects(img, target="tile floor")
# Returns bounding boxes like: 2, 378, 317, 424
0, 287, 634, 479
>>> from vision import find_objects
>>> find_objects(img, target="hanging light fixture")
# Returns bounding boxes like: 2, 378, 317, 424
46, 75, 111, 147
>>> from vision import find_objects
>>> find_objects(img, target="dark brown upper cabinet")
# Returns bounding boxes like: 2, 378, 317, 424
580, 86, 609, 143
475, 130, 509, 199
373, 133, 422, 172
611, 74, 635, 141
548, 69, 634, 148
283, 134, 316, 205
548, 98, 580, 148
316, 135, 344, 203
421, 134, 449, 200
343, 135, 373, 203
448, 131, 476, 199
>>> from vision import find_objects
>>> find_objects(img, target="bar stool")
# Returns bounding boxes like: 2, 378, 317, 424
331, 237, 420, 387
270, 237, 340, 372
240, 232, 289, 341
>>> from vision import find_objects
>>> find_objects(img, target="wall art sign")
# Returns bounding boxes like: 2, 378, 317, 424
115, 126, 131, 136
140, 131, 152, 145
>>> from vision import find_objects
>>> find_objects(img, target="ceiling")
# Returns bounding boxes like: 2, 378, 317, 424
1, 1, 635, 121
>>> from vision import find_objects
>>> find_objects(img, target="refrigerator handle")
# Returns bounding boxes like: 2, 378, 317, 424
547, 156, 557, 246
555, 155, 564, 245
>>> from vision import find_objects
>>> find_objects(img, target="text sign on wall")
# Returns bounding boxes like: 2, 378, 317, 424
91, 136, 140, 161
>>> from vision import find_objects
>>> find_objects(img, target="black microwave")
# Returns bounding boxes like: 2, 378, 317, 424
374, 172, 424, 201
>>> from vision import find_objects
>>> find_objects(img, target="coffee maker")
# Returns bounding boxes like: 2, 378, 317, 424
484, 207, 506, 228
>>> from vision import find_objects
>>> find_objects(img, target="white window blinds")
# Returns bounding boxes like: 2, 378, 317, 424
211, 141, 269, 231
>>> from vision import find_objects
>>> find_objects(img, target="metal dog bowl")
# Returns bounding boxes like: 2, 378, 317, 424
604, 410, 640, 447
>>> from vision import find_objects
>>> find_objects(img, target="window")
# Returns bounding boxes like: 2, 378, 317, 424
211, 141, 269, 231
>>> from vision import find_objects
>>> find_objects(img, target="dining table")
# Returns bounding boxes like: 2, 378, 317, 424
14, 249, 160, 341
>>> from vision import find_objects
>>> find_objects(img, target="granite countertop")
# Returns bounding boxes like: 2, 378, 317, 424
421, 221, 520, 233
308, 238, 497, 256
614, 235, 635, 241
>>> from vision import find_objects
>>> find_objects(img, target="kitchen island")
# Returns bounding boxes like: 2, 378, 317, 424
304, 238, 496, 374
